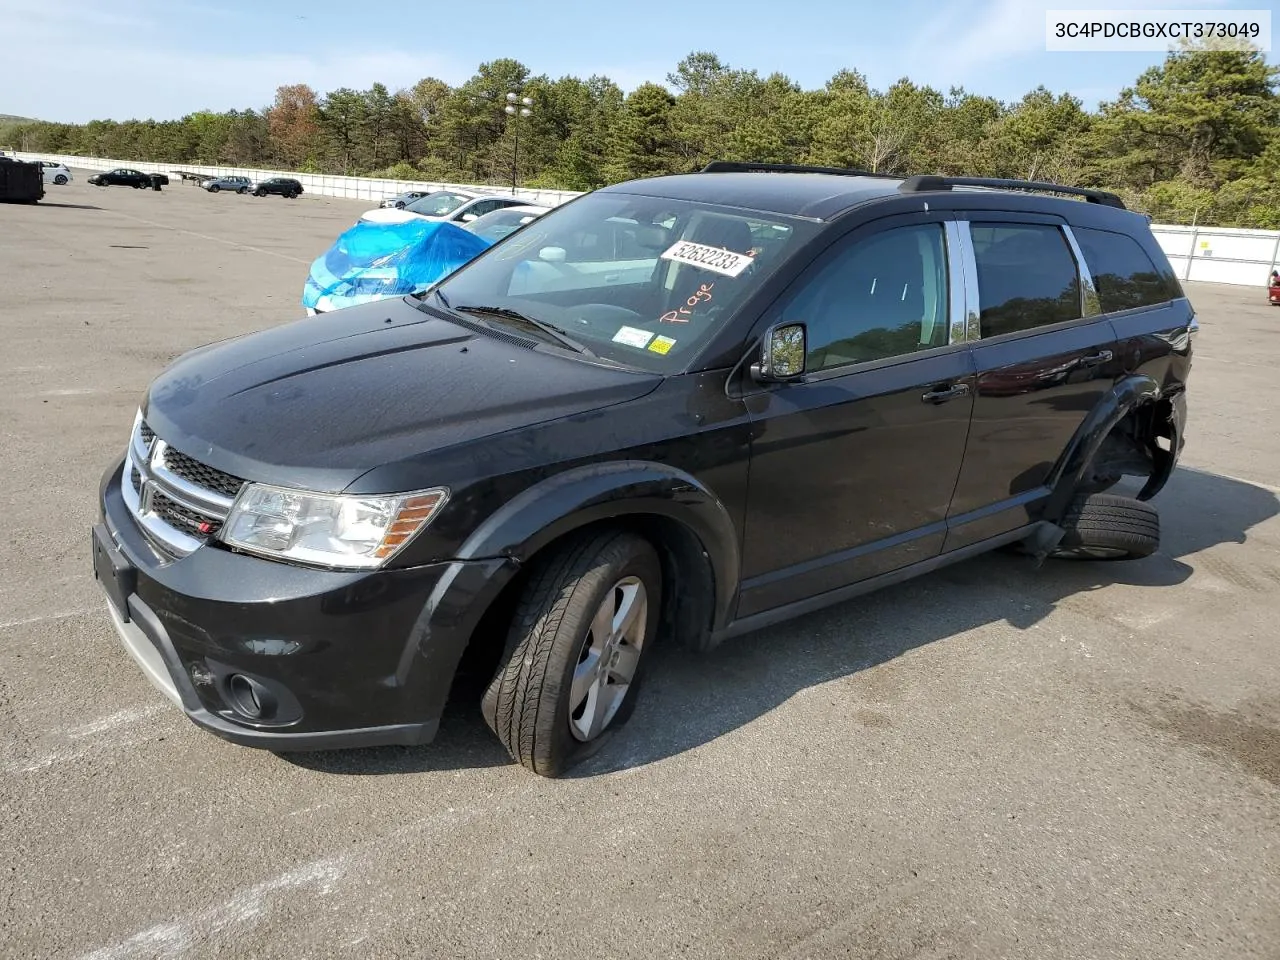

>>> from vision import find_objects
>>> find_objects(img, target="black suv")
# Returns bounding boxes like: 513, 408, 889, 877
92, 162, 1193, 777
252, 177, 303, 198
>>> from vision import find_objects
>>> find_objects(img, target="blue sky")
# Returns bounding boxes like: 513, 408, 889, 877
5, 0, 1274, 123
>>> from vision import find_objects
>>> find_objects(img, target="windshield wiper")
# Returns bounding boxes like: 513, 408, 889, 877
453, 304, 595, 356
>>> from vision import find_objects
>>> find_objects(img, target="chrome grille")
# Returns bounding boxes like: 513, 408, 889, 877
122, 412, 244, 557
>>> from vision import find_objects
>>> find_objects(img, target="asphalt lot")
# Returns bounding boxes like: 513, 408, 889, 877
2, 173, 1278, 960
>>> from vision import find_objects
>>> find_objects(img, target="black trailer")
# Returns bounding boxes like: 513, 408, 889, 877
0, 156, 44, 203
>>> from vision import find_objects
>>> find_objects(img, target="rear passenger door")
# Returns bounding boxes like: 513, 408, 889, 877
944, 216, 1118, 550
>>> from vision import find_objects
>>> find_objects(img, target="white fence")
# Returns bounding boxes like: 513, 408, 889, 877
1149, 224, 1280, 287
17, 152, 1280, 288
13, 151, 585, 209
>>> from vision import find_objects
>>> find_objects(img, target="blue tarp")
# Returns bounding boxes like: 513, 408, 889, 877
302, 218, 493, 312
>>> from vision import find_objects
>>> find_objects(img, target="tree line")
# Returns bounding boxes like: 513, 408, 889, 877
3, 44, 1278, 227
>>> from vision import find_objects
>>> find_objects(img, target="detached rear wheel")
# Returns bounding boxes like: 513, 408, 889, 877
1053, 493, 1160, 560
482, 530, 660, 777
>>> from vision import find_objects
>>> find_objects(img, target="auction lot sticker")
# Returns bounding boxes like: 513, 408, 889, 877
661, 240, 754, 277
612, 326, 654, 348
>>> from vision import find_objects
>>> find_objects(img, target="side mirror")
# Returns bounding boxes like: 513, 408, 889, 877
460, 213, 479, 222
751, 323, 806, 383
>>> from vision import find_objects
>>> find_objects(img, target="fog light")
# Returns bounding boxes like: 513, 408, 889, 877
227, 674, 271, 719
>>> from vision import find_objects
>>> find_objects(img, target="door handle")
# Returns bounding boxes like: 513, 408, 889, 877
921, 383, 970, 404
1079, 349, 1114, 367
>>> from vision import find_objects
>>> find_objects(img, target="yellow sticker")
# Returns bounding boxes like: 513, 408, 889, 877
648, 335, 676, 355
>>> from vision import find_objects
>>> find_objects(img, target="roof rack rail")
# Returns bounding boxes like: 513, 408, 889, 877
898, 175, 1126, 210
700, 161, 895, 179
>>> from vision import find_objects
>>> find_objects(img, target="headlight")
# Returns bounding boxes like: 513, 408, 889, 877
221, 484, 448, 570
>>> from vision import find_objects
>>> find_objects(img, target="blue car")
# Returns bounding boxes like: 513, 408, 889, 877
303, 218, 493, 315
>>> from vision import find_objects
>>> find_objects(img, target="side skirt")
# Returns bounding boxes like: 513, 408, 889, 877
711, 522, 1050, 643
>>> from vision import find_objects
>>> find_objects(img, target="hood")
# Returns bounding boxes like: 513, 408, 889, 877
141, 298, 661, 493
360, 207, 433, 225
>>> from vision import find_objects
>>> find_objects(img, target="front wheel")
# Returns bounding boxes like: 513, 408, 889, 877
53, 174, 68, 185
481, 530, 661, 777
209, 184, 219, 193
237, 186, 248, 194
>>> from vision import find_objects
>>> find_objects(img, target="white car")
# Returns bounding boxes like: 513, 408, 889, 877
36, 161, 72, 185
359, 189, 532, 226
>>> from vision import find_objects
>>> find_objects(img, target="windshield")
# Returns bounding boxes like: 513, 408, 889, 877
428, 192, 812, 372
405, 191, 473, 217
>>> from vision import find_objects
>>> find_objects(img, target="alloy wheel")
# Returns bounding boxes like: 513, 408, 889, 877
568, 576, 647, 742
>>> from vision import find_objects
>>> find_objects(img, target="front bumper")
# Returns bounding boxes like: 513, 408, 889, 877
93, 456, 514, 751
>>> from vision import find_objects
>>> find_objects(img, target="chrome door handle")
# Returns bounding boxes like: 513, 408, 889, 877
921, 383, 970, 404
1080, 349, 1114, 367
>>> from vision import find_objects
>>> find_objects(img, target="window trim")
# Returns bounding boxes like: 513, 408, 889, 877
1060, 224, 1101, 318
951, 221, 982, 344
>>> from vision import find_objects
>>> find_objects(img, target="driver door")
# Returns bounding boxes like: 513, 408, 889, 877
738, 215, 976, 617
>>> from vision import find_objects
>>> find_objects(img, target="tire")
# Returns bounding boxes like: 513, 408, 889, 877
254, 189, 265, 197
209, 184, 219, 193
237, 186, 248, 194
481, 530, 661, 777
1053, 493, 1159, 560
53, 175, 68, 185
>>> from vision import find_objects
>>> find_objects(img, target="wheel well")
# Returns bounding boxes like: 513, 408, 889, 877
1081, 399, 1176, 493
453, 514, 719, 682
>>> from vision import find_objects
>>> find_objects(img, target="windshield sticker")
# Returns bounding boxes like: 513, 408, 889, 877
660, 241, 754, 278
648, 335, 677, 355
659, 282, 715, 324
612, 326, 655, 349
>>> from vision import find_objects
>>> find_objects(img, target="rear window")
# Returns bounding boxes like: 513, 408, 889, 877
970, 223, 1082, 338
1073, 226, 1182, 313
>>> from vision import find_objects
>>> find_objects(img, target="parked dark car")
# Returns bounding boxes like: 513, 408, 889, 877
252, 177, 303, 198
88, 168, 168, 188
92, 162, 1194, 777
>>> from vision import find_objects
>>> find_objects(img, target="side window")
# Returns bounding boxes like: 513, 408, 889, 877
463, 199, 502, 218
786, 223, 950, 372
1073, 226, 1181, 312
970, 222, 1082, 338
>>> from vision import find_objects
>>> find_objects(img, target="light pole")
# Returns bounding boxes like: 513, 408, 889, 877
503, 92, 533, 194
